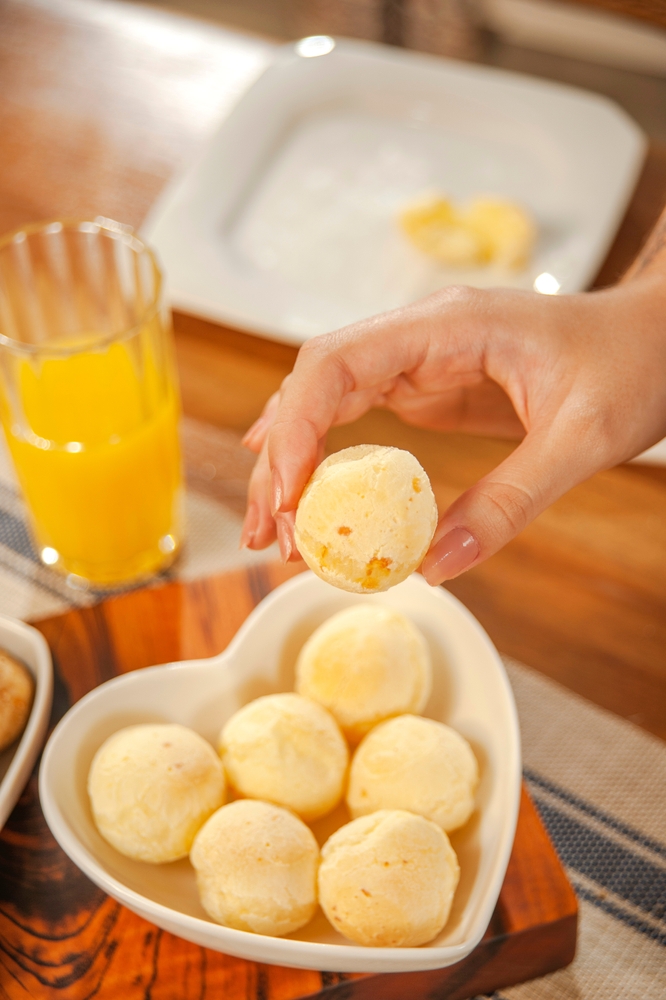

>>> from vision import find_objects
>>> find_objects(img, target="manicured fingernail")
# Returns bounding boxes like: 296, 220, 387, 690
276, 517, 292, 564
422, 527, 480, 584
271, 469, 283, 516
241, 428, 258, 449
242, 415, 268, 448
239, 503, 259, 549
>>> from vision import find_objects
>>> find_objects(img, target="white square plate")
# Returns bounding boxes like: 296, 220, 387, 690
39, 572, 520, 973
143, 36, 646, 345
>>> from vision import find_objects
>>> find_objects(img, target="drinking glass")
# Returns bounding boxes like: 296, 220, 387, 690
0, 218, 184, 585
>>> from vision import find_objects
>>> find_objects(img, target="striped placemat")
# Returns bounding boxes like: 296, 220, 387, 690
497, 658, 665, 1000
0, 418, 663, 999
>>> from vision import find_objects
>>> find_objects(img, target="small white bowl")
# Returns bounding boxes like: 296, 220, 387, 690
39, 572, 520, 974
0, 613, 53, 829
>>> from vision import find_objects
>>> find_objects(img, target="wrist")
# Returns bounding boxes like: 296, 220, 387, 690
622, 207, 666, 287
630, 272, 666, 340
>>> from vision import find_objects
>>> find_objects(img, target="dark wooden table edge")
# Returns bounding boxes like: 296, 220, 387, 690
297, 912, 578, 1000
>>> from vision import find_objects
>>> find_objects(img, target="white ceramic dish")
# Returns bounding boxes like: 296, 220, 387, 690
39, 571, 520, 974
143, 36, 646, 345
0, 614, 53, 829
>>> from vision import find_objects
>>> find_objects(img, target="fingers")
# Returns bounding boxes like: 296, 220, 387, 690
385, 376, 526, 438
241, 382, 299, 556
241, 422, 324, 560
269, 307, 435, 512
275, 510, 303, 563
272, 437, 326, 559
242, 390, 282, 454
242, 281, 666, 582
240, 435, 277, 551
421, 419, 592, 584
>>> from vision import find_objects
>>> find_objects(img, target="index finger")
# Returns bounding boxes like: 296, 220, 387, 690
268, 302, 437, 513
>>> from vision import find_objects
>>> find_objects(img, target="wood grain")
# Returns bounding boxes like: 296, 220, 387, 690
0, 562, 577, 999
569, 0, 666, 29
0, 0, 270, 236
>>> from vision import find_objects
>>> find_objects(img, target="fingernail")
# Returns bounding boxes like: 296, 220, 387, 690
241, 428, 258, 449
242, 415, 267, 449
422, 527, 480, 584
271, 469, 284, 516
239, 503, 259, 549
276, 517, 292, 564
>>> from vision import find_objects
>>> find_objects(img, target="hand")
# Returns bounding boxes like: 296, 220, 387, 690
240, 269, 666, 585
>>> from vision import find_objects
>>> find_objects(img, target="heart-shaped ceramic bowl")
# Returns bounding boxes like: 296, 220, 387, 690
39, 571, 520, 973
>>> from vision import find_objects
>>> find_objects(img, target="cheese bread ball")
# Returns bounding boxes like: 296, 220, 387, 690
0, 650, 34, 752
191, 800, 319, 936
347, 715, 478, 832
400, 196, 483, 266
294, 445, 437, 593
88, 723, 225, 863
296, 605, 432, 742
220, 693, 348, 821
399, 194, 536, 270
463, 197, 536, 270
318, 810, 459, 946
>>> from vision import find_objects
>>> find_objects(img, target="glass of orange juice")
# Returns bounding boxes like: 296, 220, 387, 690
0, 217, 183, 586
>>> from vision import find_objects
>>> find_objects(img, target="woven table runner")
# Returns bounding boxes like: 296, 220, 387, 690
0, 418, 663, 1000
498, 659, 665, 1000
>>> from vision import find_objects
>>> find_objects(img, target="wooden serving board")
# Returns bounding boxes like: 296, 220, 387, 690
0, 563, 577, 999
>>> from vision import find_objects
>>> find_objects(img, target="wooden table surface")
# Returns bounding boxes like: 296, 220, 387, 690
2, 0, 666, 741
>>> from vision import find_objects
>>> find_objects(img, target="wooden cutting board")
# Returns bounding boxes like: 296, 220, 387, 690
0, 563, 577, 999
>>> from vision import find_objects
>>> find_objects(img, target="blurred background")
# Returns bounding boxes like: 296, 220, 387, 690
119, 0, 666, 142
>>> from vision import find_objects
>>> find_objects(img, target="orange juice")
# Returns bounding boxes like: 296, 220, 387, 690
1, 333, 183, 584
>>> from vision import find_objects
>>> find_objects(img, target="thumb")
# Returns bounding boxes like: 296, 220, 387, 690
421, 428, 588, 584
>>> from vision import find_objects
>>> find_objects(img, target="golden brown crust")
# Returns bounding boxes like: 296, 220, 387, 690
0, 650, 34, 753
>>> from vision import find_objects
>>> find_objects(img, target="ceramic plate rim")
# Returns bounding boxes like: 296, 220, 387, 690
0, 614, 53, 830
143, 36, 646, 346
